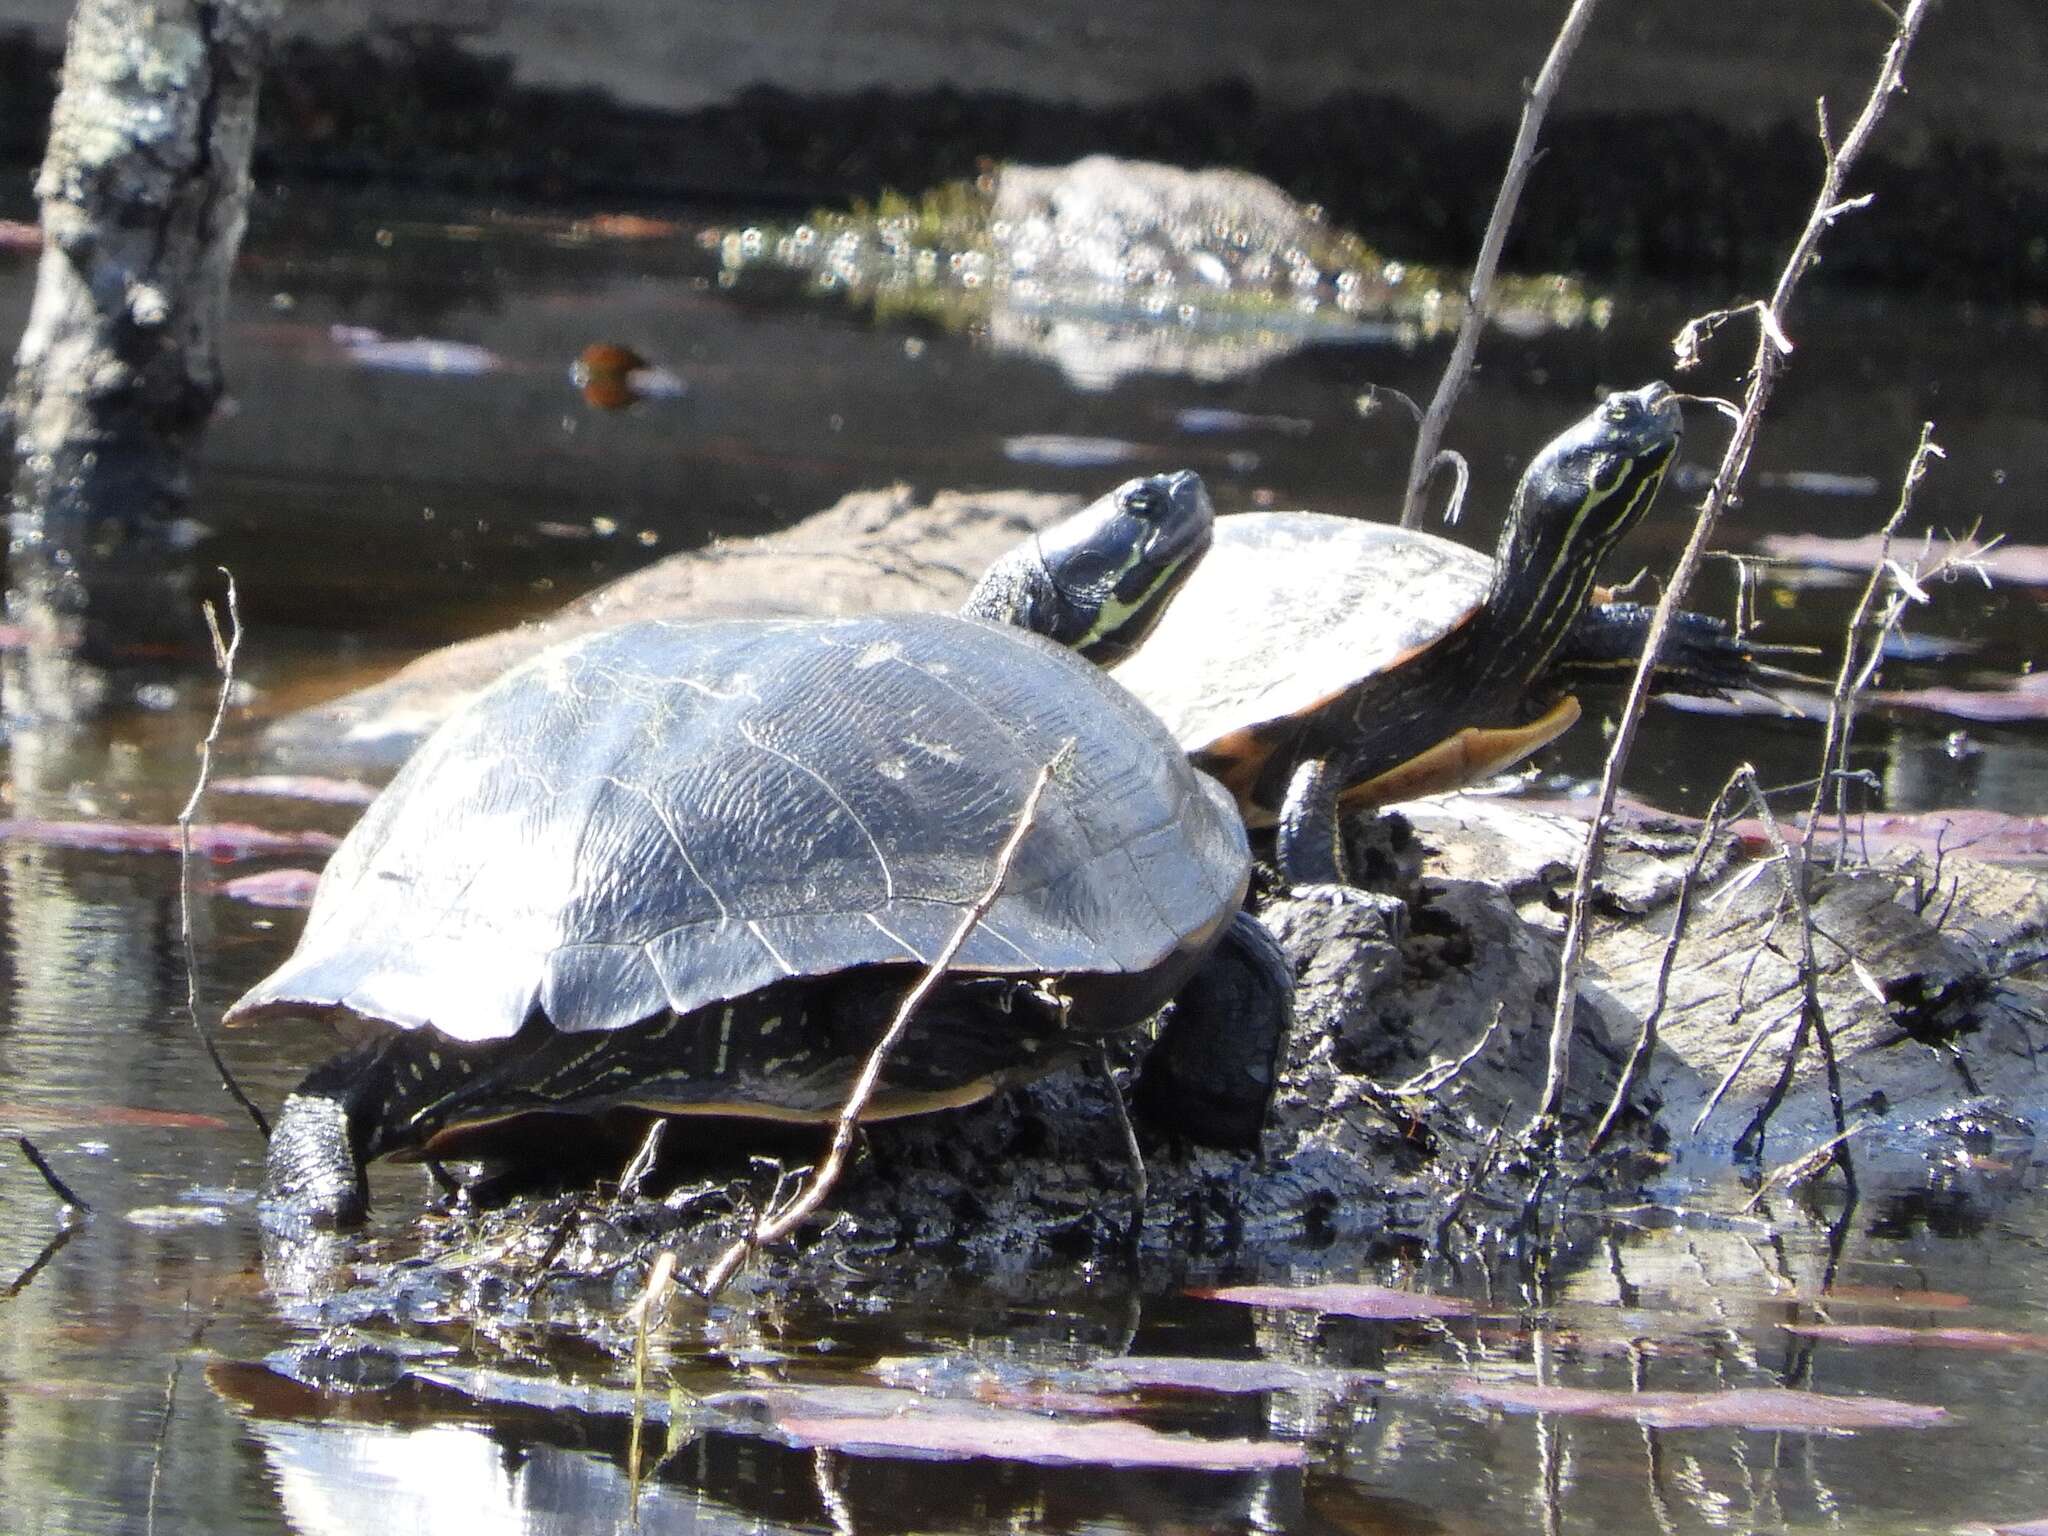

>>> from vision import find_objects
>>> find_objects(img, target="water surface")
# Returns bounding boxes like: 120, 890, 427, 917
1, 188, 2043, 1534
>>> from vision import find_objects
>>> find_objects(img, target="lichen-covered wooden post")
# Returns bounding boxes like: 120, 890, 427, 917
4, 0, 276, 713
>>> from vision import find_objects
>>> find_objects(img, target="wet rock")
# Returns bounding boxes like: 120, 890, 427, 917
717, 157, 1600, 388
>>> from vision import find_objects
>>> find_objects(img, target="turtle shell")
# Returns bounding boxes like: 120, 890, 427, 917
1110, 511, 1491, 753
228, 612, 1249, 1046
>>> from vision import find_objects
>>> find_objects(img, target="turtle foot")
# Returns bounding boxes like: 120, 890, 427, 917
1289, 882, 1409, 946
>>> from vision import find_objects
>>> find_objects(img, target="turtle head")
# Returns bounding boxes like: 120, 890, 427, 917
962, 470, 1215, 664
1487, 382, 1681, 646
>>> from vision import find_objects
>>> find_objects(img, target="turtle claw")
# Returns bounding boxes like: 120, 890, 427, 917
1291, 881, 1409, 945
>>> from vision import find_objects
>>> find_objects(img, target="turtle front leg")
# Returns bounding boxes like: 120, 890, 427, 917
1275, 756, 1413, 944
1135, 910, 1293, 1148
1275, 757, 1348, 886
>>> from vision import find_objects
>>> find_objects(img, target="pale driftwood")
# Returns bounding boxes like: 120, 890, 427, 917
263, 487, 1081, 771
1534, 0, 1936, 1129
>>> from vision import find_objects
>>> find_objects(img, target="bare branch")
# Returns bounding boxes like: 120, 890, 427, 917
1804, 425, 1945, 870
16, 1134, 92, 1212
1398, 0, 1607, 527
1587, 768, 1749, 1149
1529, 0, 1934, 1134
178, 572, 270, 1141
682, 741, 1074, 1301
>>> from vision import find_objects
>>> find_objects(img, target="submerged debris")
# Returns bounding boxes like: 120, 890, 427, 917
1439, 1379, 1949, 1432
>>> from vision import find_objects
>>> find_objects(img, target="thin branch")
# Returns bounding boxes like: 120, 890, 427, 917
177, 572, 269, 1140
1096, 1043, 1148, 1258
3, 1224, 82, 1300
1587, 768, 1749, 1150
1802, 425, 1945, 869
16, 1134, 92, 1211
683, 741, 1075, 1301
1530, 0, 1934, 1131
1398, 0, 1607, 527
1726, 769, 1853, 1182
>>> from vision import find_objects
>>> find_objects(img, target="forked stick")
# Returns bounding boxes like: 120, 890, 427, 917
677, 741, 1074, 1303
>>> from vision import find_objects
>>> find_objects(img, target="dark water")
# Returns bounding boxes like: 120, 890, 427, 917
1, 189, 2045, 1534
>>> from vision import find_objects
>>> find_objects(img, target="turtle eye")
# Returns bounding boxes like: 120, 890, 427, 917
1122, 483, 1165, 519
1603, 399, 1634, 426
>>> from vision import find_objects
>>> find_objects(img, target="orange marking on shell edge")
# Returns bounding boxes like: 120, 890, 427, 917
1342, 696, 1582, 807
406, 1076, 1005, 1157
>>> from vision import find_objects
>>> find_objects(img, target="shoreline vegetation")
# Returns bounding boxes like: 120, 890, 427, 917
2, 23, 2045, 300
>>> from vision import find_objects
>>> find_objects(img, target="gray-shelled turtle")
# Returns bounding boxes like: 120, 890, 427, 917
231, 471, 1290, 1227
1113, 384, 1787, 883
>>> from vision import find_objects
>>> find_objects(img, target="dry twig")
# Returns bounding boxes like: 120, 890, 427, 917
1531, 0, 1934, 1131
1802, 425, 1947, 868
15, 1134, 91, 1212
178, 571, 269, 1140
1586, 768, 1750, 1150
1725, 769, 1854, 1178
1398, 0, 1607, 527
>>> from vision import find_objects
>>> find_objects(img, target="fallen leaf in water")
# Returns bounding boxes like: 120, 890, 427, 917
0, 819, 340, 860
1086, 1356, 1379, 1395
124, 1204, 230, 1230
214, 868, 322, 908
716, 1383, 1304, 1467
575, 213, 680, 241
211, 774, 380, 805
0, 1101, 230, 1132
1001, 433, 1145, 468
328, 324, 500, 375
1810, 1283, 1972, 1311
874, 1352, 1376, 1403
759, 1408, 1301, 1469
1871, 673, 2048, 723
1759, 531, 2048, 586
1446, 1379, 1948, 1431
868, 1357, 1126, 1415
1784, 1324, 2048, 1352
1191, 1282, 1475, 1319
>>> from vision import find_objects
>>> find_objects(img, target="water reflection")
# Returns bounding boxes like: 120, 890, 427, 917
0, 186, 2045, 1534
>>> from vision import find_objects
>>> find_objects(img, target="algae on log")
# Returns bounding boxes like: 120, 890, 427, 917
4, 0, 276, 713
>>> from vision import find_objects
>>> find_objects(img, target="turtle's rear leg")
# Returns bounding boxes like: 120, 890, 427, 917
1135, 910, 1293, 1148
263, 1045, 384, 1229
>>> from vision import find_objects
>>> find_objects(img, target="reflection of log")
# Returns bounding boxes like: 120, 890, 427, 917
3, 1, 274, 711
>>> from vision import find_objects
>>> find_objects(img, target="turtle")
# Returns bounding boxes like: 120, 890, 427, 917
229, 470, 1293, 1228
1111, 383, 1788, 884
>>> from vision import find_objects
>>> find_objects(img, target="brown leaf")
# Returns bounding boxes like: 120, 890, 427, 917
1784, 1323, 2048, 1353
1447, 1379, 1948, 1431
